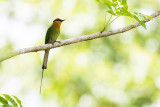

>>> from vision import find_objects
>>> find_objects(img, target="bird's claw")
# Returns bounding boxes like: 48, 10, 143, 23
51, 41, 61, 45
56, 41, 61, 43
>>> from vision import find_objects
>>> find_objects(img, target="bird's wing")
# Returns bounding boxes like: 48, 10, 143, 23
45, 27, 52, 44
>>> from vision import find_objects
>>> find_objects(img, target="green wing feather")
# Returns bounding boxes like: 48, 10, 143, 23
45, 26, 59, 44
45, 27, 52, 44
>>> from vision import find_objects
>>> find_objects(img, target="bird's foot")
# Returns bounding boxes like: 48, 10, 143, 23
51, 41, 61, 45
56, 41, 61, 43
51, 42, 55, 45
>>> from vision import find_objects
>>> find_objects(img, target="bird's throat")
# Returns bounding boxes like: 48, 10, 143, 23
52, 22, 62, 31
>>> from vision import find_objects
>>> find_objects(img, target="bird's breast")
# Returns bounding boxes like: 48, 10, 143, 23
52, 21, 62, 31
49, 28, 60, 42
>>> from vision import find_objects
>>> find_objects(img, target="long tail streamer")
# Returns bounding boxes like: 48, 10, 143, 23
40, 69, 44, 94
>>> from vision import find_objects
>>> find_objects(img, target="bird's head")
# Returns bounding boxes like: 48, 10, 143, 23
52, 18, 65, 30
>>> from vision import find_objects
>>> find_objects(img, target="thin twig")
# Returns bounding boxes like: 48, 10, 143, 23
107, 16, 119, 29
101, 12, 109, 32
101, 14, 112, 32
40, 69, 44, 94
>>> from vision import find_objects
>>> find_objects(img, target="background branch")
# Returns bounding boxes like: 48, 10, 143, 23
0, 10, 160, 62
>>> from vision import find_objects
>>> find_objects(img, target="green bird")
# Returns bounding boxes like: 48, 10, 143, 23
40, 18, 65, 93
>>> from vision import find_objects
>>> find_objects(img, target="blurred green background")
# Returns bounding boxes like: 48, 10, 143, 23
0, 0, 160, 107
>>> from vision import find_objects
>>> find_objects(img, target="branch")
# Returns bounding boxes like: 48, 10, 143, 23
0, 10, 160, 62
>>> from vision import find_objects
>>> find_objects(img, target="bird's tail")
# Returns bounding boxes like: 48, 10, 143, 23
40, 49, 50, 94
40, 69, 44, 94
42, 49, 50, 69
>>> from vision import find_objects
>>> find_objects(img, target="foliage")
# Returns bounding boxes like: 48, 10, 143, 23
0, 94, 23, 107
96, 0, 153, 29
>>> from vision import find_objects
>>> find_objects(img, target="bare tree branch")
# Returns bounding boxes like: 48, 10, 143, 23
0, 10, 160, 62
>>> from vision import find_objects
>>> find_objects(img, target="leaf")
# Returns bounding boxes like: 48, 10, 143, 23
96, 0, 101, 3
103, 0, 113, 6
107, 10, 116, 15
134, 12, 147, 20
106, 4, 113, 11
133, 15, 147, 29
0, 96, 8, 105
112, 0, 117, 2
3, 94, 18, 107
121, 1, 128, 10
13, 95, 23, 107
145, 15, 153, 20
123, 11, 132, 17
3, 104, 13, 107
96, 0, 105, 5
142, 15, 149, 21
3, 105, 12, 107
121, 0, 127, 4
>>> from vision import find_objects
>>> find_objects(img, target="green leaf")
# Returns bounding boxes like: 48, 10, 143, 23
96, 0, 101, 3
123, 11, 132, 17
103, 0, 113, 6
112, 0, 117, 2
13, 95, 23, 107
145, 15, 153, 20
107, 10, 116, 15
121, 0, 127, 4
142, 15, 149, 21
3, 105, 12, 107
133, 15, 147, 29
3, 94, 18, 107
106, 4, 113, 11
0, 96, 8, 105
132, 12, 151, 21
135, 12, 147, 20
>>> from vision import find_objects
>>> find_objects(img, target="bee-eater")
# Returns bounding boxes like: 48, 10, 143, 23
40, 18, 65, 93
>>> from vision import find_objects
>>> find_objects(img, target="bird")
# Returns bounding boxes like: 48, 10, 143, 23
40, 18, 65, 93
